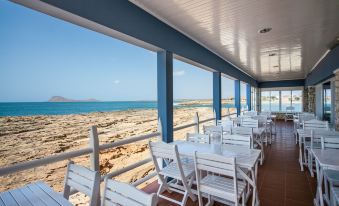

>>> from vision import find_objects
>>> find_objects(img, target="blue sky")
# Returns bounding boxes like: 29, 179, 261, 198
0, 1, 238, 102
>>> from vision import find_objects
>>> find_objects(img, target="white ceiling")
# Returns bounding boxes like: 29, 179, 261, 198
130, 0, 339, 82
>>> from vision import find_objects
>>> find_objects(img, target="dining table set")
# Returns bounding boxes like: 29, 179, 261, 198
295, 113, 339, 206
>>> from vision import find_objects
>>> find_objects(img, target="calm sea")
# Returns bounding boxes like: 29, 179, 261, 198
0, 101, 236, 116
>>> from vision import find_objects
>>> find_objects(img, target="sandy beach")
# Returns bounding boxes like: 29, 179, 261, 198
0, 106, 234, 204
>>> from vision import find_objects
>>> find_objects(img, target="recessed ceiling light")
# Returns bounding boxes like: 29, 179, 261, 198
258, 27, 272, 34
337, 36, 339, 41
269, 53, 277, 57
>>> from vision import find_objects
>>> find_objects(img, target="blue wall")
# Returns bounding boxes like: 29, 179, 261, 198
305, 45, 339, 86
258, 79, 305, 88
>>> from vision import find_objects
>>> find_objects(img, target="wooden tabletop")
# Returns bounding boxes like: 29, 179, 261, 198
312, 149, 339, 170
0, 181, 72, 206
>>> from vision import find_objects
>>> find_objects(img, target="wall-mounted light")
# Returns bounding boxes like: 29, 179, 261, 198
258, 28, 272, 34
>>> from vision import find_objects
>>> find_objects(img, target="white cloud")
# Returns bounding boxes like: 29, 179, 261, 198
173, 70, 185, 77
114, 80, 120, 84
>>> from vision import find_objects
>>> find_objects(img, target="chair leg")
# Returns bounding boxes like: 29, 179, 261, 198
197, 189, 203, 206
242, 192, 245, 206
299, 144, 304, 171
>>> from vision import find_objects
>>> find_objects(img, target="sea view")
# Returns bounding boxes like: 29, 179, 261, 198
0, 101, 237, 116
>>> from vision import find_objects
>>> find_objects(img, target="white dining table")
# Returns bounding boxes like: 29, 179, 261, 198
312, 149, 339, 206
0, 181, 72, 206
173, 140, 261, 206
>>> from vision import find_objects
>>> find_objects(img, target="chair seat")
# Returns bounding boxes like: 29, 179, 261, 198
324, 169, 339, 183
160, 161, 195, 179
199, 175, 246, 199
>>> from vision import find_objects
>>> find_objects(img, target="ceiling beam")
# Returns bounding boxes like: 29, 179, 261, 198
305, 45, 339, 86
258, 79, 305, 88
12, 0, 258, 86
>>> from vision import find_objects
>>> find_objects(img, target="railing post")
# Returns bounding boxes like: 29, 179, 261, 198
158, 118, 163, 138
89, 126, 100, 172
194, 112, 200, 133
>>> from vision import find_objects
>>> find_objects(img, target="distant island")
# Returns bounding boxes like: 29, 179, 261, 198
48, 96, 100, 102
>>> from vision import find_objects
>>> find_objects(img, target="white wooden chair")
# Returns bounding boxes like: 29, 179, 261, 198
240, 118, 264, 164
149, 141, 196, 206
63, 161, 100, 206
186, 133, 210, 144
101, 178, 157, 206
307, 131, 339, 176
217, 119, 234, 135
320, 136, 339, 206
294, 113, 315, 144
193, 152, 247, 206
298, 119, 329, 171
285, 106, 295, 122
222, 134, 251, 148
243, 111, 257, 117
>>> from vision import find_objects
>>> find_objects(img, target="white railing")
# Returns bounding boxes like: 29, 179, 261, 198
0, 111, 236, 188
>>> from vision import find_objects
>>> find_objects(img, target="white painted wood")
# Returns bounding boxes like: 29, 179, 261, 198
101, 178, 157, 206
303, 119, 329, 131
321, 136, 339, 150
194, 152, 247, 206
63, 161, 100, 206
89, 126, 100, 172
0, 182, 73, 206
222, 134, 251, 148
217, 119, 234, 134
149, 141, 196, 206
194, 112, 200, 133
186, 133, 210, 144
1, 192, 19, 206
8, 189, 33, 206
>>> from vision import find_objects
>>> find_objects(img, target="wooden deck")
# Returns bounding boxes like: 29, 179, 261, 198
142, 121, 316, 206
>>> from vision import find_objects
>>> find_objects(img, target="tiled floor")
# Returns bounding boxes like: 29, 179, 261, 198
142, 121, 316, 206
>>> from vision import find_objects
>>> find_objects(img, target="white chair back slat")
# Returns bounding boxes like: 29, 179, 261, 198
101, 179, 157, 206
222, 134, 251, 148
321, 136, 339, 149
303, 119, 329, 130
241, 118, 259, 129
186, 133, 210, 144
63, 162, 100, 206
217, 120, 234, 134
244, 111, 257, 117
194, 152, 238, 204
194, 152, 235, 177
231, 127, 253, 136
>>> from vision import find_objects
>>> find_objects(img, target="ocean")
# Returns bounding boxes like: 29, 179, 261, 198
0, 101, 236, 116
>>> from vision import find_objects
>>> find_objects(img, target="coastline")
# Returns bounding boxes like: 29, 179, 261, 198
0, 106, 229, 204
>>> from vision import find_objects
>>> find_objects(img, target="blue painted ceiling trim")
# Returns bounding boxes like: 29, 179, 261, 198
258, 79, 305, 88
38, 0, 257, 86
305, 45, 339, 86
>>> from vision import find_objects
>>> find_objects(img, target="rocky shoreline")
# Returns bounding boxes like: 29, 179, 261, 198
0, 107, 216, 205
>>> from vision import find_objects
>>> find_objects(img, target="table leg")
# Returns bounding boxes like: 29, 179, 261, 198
315, 159, 324, 206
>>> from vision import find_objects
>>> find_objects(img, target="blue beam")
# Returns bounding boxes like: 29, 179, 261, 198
305, 45, 339, 86
246, 84, 251, 111
213, 72, 221, 121
234, 80, 241, 116
21, 0, 257, 86
258, 79, 305, 88
157, 51, 173, 143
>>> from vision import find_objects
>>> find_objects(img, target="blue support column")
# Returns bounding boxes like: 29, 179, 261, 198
157, 51, 173, 143
213, 72, 221, 121
235, 80, 241, 116
246, 84, 251, 111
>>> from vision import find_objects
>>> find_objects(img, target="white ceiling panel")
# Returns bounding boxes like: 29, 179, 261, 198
130, 0, 339, 81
